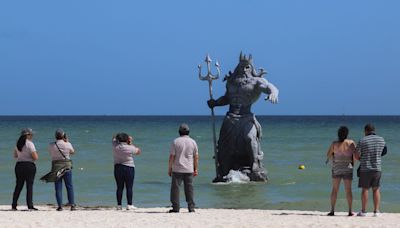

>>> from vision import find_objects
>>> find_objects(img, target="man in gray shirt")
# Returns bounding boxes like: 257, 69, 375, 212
168, 123, 199, 213
355, 123, 387, 217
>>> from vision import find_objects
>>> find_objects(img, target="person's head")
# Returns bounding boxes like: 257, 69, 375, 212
21, 128, 34, 139
55, 128, 66, 140
116, 132, 129, 143
179, 123, 190, 136
17, 128, 34, 151
364, 123, 375, 135
337, 126, 349, 142
227, 52, 266, 81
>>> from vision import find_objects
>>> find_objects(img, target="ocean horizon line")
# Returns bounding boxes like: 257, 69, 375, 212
0, 114, 399, 117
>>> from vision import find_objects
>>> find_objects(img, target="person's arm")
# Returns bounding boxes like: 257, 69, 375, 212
133, 147, 141, 155
69, 143, 75, 155
13, 148, 18, 159
31, 151, 39, 161
350, 141, 360, 160
29, 142, 38, 161
258, 78, 279, 104
168, 143, 176, 176
381, 145, 387, 156
325, 143, 334, 164
128, 136, 141, 155
168, 154, 175, 177
193, 153, 199, 177
354, 141, 361, 160
112, 135, 118, 148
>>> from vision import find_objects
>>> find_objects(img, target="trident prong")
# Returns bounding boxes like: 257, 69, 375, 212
198, 54, 220, 82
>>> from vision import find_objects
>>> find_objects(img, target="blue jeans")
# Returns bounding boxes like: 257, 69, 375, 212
114, 164, 135, 205
54, 170, 74, 207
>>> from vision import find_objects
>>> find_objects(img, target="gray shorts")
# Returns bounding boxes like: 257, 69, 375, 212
358, 171, 381, 188
332, 172, 353, 180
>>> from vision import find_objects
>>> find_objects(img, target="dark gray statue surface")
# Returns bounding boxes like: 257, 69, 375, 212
207, 53, 279, 182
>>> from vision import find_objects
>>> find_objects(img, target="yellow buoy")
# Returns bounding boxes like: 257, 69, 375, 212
298, 165, 305, 170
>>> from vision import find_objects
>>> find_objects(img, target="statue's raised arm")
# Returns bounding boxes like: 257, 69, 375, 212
258, 78, 279, 104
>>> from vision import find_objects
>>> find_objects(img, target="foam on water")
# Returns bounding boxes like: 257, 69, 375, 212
223, 170, 250, 183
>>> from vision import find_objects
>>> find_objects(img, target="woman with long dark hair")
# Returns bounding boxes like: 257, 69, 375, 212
12, 128, 39, 211
326, 126, 356, 216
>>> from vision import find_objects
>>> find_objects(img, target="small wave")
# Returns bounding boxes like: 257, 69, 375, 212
223, 170, 250, 184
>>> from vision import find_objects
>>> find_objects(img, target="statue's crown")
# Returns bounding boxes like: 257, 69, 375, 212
239, 52, 253, 64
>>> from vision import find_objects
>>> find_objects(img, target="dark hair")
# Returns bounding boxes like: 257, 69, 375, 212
179, 130, 189, 136
16, 135, 27, 151
56, 134, 65, 140
55, 129, 65, 140
364, 123, 375, 133
116, 133, 129, 143
337, 126, 349, 142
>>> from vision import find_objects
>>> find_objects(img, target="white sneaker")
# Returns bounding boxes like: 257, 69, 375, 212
126, 205, 137, 210
116, 205, 122, 210
373, 211, 381, 217
357, 211, 367, 217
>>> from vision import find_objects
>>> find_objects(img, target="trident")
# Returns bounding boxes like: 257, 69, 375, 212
198, 54, 220, 178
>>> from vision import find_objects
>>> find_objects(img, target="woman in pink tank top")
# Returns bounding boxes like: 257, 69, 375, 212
326, 126, 356, 216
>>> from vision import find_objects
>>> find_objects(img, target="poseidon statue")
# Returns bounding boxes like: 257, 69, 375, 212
207, 52, 279, 182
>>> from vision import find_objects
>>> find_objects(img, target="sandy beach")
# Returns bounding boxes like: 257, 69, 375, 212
0, 205, 399, 228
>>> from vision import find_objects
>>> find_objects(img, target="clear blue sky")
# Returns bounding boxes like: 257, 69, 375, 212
1, 1, 399, 115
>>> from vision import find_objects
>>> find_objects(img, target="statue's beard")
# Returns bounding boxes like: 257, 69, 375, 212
232, 73, 251, 85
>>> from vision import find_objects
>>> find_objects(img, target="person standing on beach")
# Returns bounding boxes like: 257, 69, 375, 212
326, 126, 356, 216
355, 123, 387, 217
168, 123, 199, 213
11, 128, 39, 211
112, 133, 141, 210
46, 129, 76, 211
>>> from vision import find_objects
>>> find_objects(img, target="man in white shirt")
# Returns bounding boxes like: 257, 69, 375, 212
168, 123, 199, 213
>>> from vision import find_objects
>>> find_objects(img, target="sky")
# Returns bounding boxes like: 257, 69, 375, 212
0, 1, 399, 115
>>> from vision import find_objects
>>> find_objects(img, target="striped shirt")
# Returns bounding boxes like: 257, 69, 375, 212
356, 134, 386, 172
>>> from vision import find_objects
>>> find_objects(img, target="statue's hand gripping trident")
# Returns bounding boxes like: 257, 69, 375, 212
198, 54, 220, 178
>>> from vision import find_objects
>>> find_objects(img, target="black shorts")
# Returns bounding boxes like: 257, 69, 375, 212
358, 171, 381, 188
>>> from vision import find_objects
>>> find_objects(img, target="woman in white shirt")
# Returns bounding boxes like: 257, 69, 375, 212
11, 128, 39, 211
112, 133, 141, 210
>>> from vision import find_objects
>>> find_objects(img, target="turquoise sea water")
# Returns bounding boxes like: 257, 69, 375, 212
0, 116, 399, 212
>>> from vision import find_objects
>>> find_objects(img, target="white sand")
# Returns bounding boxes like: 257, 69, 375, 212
0, 205, 399, 228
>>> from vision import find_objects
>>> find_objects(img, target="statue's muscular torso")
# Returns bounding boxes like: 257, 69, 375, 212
226, 77, 266, 115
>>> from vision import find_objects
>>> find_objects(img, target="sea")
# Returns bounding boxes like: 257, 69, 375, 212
0, 116, 399, 212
